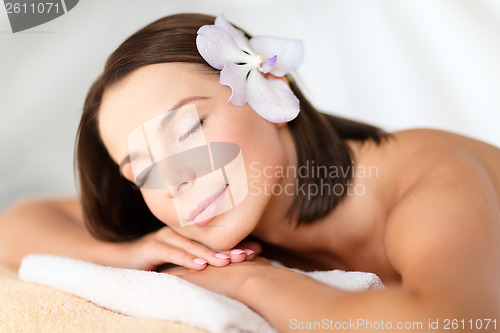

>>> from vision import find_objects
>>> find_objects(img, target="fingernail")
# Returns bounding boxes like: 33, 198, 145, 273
230, 249, 245, 255
244, 249, 255, 256
215, 253, 231, 260
193, 258, 207, 265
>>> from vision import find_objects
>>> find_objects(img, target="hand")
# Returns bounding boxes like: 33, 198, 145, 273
163, 256, 273, 298
114, 226, 261, 271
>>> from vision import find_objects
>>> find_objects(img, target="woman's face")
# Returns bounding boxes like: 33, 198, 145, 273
98, 63, 289, 250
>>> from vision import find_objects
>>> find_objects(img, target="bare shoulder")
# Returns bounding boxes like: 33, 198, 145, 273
4, 196, 83, 226
389, 128, 499, 158
49, 197, 84, 222
377, 129, 500, 316
390, 128, 500, 157
378, 128, 500, 198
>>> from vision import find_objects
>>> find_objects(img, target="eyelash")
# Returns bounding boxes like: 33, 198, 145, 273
132, 118, 206, 188
134, 164, 155, 189
178, 119, 204, 142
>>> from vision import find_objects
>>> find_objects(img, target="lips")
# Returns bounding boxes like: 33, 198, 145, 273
187, 185, 228, 226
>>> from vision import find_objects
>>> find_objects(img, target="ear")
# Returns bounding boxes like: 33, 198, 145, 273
263, 73, 288, 85
262, 74, 292, 127
275, 120, 288, 128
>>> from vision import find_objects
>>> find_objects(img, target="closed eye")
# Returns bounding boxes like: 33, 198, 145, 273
134, 117, 206, 188
179, 119, 204, 142
135, 164, 155, 188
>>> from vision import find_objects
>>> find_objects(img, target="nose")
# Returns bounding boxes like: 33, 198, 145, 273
168, 179, 195, 198
159, 182, 191, 199
176, 181, 189, 192
166, 166, 196, 198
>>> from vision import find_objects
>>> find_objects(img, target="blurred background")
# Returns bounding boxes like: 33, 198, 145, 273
1, 0, 499, 210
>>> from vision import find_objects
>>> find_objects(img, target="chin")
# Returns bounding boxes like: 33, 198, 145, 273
202, 226, 248, 251
166, 194, 264, 250
209, 241, 240, 252
200, 210, 258, 251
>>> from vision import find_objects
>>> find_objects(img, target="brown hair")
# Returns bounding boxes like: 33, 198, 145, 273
75, 13, 387, 242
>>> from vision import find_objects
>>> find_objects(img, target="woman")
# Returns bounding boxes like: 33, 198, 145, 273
1, 13, 499, 332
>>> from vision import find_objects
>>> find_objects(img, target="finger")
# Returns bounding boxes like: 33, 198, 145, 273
243, 248, 256, 261
229, 249, 247, 263
216, 247, 254, 262
237, 240, 262, 255
154, 228, 231, 267
146, 240, 208, 271
235, 240, 261, 261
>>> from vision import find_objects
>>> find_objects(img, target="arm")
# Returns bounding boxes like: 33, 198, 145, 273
0, 197, 123, 269
0, 197, 256, 270
175, 158, 500, 332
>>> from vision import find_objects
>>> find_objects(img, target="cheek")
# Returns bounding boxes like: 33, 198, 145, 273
208, 107, 284, 162
140, 190, 179, 227
207, 109, 288, 194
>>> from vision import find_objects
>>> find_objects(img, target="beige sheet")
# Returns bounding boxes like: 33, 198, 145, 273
0, 262, 206, 333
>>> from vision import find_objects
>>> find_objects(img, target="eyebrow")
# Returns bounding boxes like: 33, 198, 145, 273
119, 96, 210, 171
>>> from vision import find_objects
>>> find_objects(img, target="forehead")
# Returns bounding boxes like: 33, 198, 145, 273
98, 63, 215, 164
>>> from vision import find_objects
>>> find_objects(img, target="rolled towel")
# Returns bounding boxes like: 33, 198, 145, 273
19, 254, 383, 333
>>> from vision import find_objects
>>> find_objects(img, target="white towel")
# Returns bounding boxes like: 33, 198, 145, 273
19, 254, 383, 333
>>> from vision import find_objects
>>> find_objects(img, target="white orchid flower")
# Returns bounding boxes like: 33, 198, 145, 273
196, 14, 304, 123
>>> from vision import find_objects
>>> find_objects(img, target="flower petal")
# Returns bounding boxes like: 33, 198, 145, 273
196, 25, 253, 70
246, 71, 300, 123
220, 63, 254, 106
249, 36, 304, 77
214, 14, 253, 54
259, 55, 277, 74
